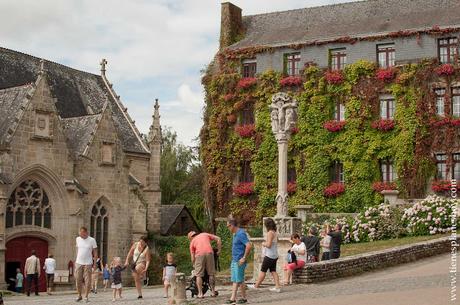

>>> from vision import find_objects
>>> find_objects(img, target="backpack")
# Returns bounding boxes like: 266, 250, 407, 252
286, 250, 297, 264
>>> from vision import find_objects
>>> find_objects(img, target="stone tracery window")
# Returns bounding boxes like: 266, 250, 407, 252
5, 180, 52, 229
90, 201, 109, 264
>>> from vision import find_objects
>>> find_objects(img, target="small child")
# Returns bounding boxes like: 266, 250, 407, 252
15, 268, 23, 293
320, 226, 331, 261
162, 253, 177, 298
103, 264, 110, 292
111, 257, 126, 302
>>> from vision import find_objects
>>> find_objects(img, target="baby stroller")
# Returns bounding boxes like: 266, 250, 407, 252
186, 248, 220, 298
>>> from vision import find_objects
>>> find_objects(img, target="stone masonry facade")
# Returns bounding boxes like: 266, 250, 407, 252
0, 48, 162, 288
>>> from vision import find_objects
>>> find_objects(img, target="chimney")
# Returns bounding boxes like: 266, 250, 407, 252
219, 2, 244, 50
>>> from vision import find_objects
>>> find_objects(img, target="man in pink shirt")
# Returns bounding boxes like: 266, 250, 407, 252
188, 231, 222, 298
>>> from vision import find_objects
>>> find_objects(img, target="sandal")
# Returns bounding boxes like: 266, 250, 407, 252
237, 299, 248, 304
225, 300, 236, 304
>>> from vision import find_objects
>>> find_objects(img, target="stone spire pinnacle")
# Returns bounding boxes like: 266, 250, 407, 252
148, 99, 161, 144
100, 58, 107, 75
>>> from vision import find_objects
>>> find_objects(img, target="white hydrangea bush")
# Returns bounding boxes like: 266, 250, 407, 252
402, 195, 459, 236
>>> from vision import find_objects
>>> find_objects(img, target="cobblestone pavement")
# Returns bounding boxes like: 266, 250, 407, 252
4, 253, 457, 305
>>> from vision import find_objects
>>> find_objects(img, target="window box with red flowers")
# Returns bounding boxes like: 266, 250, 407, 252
372, 181, 397, 192
431, 180, 458, 193
325, 70, 344, 84
280, 76, 303, 87
451, 118, 460, 126
434, 64, 455, 77
233, 182, 255, 197
376, 68, 396, 82
324, 183, 345, 198
323, 120, 346, 132
430, 117, 452, 128
237, 77, 257, 90
371, 119, 395, 131
287, 182, 297, 194
235, 124, 256, 138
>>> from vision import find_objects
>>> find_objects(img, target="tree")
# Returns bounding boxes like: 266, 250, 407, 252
160, 127, 208, 229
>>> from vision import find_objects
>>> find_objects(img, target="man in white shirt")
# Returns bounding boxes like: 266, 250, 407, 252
24, 250, 40, 296
75, 226, 98, 303
44, 254, 56, 295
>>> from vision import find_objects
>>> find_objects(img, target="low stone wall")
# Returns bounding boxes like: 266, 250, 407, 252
294, 235, 459, 283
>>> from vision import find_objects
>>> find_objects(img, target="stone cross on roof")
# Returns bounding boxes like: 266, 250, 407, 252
100, 58, 107, 75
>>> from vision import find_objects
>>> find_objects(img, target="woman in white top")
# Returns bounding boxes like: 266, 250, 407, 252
320, 227, 332, 261
283, 233, 306, 285
248, 218, 281, 292
44, 254, 56, 295
125, 236, 150, 299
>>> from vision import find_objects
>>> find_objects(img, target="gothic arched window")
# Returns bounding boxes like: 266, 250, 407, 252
90, 201, 109, 264
6, 180, 52, 229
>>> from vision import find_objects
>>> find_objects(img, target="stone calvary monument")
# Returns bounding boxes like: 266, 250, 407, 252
251, 92, 302, 282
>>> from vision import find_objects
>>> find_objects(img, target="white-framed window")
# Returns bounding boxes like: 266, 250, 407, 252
434, 88, 446, 116
381, 160, 397, 182
334, 102, 346, 121
436, 154, 448, 180
380, 97, 395, 119
452, 87, 460, 117
377, 44, 395, 68
438, 37, 459, 64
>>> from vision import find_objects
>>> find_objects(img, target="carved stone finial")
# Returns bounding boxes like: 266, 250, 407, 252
269, 92, 298, 140
100, 58, 108, 75
39, 59, 46, 75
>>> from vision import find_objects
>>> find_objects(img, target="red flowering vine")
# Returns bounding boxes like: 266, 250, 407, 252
325, 70, 344, 84
233, 182, 255, 197
429, 117, 460, 127
235, 124, 256, 137
376, 68, 396, 82
323, 120, 346, 132
280, 76, 303, 87
451, 118, 460, 126
287, 182, 297, 194
431, 180, 458, 193
434, 64, 455, 76
323, 183, 345, 198
372, 181, 397, 192
291, 126, 299, 134
371, 119, 395, 131
237, 77, 257, 90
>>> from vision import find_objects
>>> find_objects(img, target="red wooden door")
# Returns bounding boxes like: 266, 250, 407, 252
6, 237, 48, 292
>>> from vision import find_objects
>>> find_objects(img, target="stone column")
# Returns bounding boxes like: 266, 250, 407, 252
381, 190, 400, 205
251, 92, 302, 284
170, 273, 186, 304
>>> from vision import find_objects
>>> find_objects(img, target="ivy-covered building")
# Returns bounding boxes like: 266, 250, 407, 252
200, 0, 460, 224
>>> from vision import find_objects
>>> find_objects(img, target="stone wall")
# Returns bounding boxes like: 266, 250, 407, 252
293, 236, 459, 283
254, 33, 459, 74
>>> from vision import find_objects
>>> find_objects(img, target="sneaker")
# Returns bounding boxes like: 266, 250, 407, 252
269, 287, 281, 293
137, 295, 143, 299
237, 299, 248, 304
75, 296, 83, 302
247, 284, 257, 290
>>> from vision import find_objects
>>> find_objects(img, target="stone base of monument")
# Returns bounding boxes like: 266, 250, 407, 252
251, 216, 302, 284
169, 273, 186, 305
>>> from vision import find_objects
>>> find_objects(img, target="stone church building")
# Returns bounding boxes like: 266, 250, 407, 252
0, 47, 161, 289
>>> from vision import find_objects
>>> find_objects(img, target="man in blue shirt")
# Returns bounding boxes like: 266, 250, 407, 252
226, 219, 252, 304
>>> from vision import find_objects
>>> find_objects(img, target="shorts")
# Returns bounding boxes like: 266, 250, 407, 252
46, 274, 54, 288
111, 283, 122, 289
261, 256, 278, 273
194, 253, 215, 277
284, 260, 305, 271
231, 261, 246, 283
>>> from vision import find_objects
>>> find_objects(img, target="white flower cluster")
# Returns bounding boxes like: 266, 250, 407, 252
402, 195, 458, 236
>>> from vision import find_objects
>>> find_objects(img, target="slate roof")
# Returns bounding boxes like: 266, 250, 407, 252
61, 113, 102, 158
229, 0, 460, 50
0, 47, 149, 155
0, 84, 33, 146
160, 204, 201, 236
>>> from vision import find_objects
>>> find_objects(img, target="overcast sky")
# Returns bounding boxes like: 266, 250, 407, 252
0, 0, 357, 147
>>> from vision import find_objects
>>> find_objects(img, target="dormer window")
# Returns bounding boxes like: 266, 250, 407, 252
242, 61, 257, 78
438, 37, 458, 64
330, 48, 347, 70
377, 44, 395, 68
284, 53, 301, 76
